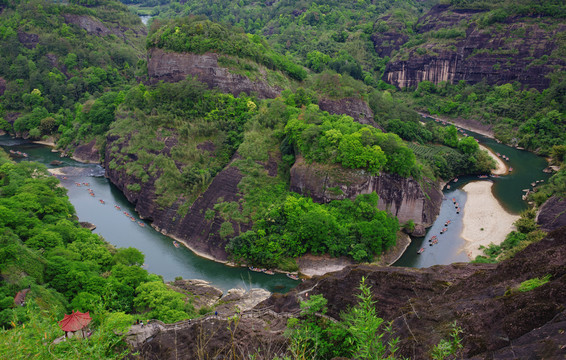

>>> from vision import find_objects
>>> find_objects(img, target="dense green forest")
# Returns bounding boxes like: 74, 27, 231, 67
0, 149, 199, 357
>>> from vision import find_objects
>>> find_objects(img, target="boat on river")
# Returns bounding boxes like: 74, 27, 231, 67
263, 270, 275, 275
286, 273, 300, 281
417, 248, 425, 254
173, 241, 180, 248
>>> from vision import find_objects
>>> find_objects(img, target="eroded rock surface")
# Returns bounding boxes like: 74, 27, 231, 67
260, 226, 566, 359
147, 48, 281, 99
318, 97, 381, 129
383, 5, 565, 90
290, 157, 442, 233
72, 139, 101, 163
536, 195, 566, 232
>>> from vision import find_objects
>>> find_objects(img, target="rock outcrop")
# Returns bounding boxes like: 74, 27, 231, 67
72, 139, 101, 163
17, 31, 39, 49
128, 226, 566, 359
0, 77, 6, 96
147, 48, 281, 99
318, 97, 381, 129
536, 195, 566, 232
260, 226, 566, 359
382, 5, 566, 90
290, 157, 442, 234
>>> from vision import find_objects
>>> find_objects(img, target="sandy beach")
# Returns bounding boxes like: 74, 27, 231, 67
461, 181, 519, 258
480, 144, 507, 175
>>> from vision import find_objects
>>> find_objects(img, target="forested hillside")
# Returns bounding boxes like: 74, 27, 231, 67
0, 149, 198, 358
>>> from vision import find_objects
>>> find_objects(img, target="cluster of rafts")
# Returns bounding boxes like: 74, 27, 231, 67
417, 197, 461, 255
248, 266, 301, 281
74, 182, 146, 228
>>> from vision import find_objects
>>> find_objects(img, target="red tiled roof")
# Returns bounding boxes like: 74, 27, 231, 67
58, 310, 92, 332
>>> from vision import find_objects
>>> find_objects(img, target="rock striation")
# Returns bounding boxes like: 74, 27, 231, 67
127, 226, 566, 359
536, 195, 566, 232
260, 226, 566, 359
380, 5, 565, 90
147, 48, 281, 99
318, 97, 382, 129
289, 157, 442, 235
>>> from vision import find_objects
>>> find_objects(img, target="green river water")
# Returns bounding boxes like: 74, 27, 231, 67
0, 128, 552, 290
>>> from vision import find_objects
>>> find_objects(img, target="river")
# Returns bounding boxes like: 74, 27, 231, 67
0, 135, 299, 293
394, 126, 552, 267
1, 129, 552, 285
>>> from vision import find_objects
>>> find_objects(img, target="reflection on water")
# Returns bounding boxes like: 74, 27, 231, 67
394, 123, 552, 268
0, 135, 299, 293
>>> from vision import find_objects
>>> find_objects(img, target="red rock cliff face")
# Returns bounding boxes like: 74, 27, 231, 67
318, 97, 382, 130
147, 48, 281, 99
381, 5, 565, 90
290, 157, 442, 234
104, 134, 250, 261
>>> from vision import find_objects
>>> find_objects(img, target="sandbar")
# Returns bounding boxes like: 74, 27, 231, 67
461, 181, 519, 259
479, 144, 507, 175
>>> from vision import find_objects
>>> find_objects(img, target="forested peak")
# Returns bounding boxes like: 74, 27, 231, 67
448, 0, 566, 18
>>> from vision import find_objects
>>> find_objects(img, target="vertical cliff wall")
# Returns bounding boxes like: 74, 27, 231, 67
380, 5, 565, 90
289, 157, 442, 234
147, 48, 282, 99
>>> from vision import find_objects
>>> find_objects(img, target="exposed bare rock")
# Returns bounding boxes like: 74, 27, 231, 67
105, 132, 250, 261
147, 48, 281, 99
0, 77, 6, 96
260, 226, 566, 359
215, 288, 271, 314
169, 279, 223, 309
536, 195, 566, 232
72, 139, 100, 163
290, 157, 442, 231
318, 97, 382, 129
79, 222, 96, 231
17, 31, 39, 49
63, 14, 114, 38
383, 5, 565, 90
127, 311, 290, 359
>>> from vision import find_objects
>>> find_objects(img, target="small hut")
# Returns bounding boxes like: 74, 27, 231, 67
58, 310, 92, 338
14, 288, 30, 307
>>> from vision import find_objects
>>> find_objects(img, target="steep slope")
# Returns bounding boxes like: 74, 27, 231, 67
129, 226, 566, 359
290, 156, 442, 235
381, 3, 565, 89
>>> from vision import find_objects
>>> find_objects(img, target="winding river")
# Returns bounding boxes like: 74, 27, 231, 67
394, 126, 552, 267
0, 135, 299, 293
0, 128, 552, 290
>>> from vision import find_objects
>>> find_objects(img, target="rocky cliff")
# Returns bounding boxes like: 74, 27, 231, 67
105, 134, 248, 261
128, 226, 566, 359
290, 157, 442, 235
147, 48, 281, 99
318, 97, 382, 129
260, 226, 566, 359
380, 5, 565, 90
536, 195, 566, 232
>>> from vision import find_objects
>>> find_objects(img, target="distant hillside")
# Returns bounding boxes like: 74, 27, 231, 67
380, 1, 565, 90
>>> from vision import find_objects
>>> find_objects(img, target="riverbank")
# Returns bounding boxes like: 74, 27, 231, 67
417, 111, 495, 139
479, 144, 507, 175
461, 181, 519, 258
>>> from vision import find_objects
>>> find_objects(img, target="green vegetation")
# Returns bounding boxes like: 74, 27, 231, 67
285, 104, 418, 177
108, 78, 255, 207
402, 77, 566, 155
284, 277, 400, 359
0, 150, 197, 357
227, 192, 399, 268
0, 0, 145, 152
518, 274, 551, 292
147, 17, 307, 81
474, 209, 546, 263
430, 321, 463, 360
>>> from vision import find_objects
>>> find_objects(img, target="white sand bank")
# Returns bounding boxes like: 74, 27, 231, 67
479, 144, 507, 175
461, 181, 519, 259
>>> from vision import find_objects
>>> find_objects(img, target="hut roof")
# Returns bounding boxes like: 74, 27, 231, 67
14, 288, 30, 306
59, 310, 92, 332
